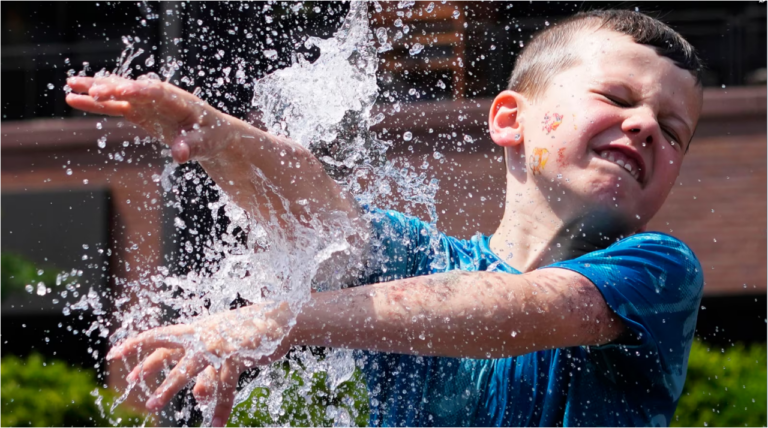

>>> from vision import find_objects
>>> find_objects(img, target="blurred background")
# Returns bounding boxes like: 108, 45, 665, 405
2, 1, 765, 426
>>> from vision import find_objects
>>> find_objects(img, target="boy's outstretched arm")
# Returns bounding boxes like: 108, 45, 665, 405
293, 268, 626, 358
108, 268, 625, 425
65, 77, 362, 233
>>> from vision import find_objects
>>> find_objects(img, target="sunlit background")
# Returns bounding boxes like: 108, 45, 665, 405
2, 2, 765, 426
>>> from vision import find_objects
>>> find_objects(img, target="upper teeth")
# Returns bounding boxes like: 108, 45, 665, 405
599, 149, 641, 181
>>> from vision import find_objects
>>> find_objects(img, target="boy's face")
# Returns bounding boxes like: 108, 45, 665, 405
506, 29, 702, 236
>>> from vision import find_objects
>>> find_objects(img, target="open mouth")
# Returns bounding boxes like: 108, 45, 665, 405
595, 147, 644, 183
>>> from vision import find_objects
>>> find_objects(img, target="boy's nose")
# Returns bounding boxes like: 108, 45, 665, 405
629, 128, 653, 145
621, 111, 658, 147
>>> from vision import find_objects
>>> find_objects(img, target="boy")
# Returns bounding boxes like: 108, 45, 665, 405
67, 9, 704, 427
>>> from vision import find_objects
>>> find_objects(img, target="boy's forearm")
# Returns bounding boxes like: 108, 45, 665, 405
290, 269, 617, 359
198, 116, 360, 223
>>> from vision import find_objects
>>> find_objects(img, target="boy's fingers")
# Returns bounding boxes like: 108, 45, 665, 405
210, 361, 240, 427
65, 93, 130, 117
192, 366, 219, 403
171, 139, 192, 164
171, 130, 210, 163
107, 324, 193, 360
66, 77, 96, 93
171, 126, 232, 163
126, 348, 184, 383
88, 78, 203, 125
146, 353, 207, 411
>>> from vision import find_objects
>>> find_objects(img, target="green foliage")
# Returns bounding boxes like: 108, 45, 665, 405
673, 340, 767, 427
1, 353, 146, 427
228, 361, 369, 427
1, 252, 58, 301
229, 340, 767, 427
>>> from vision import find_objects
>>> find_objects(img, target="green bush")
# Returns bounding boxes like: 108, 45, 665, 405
229, 340, 766, 427
673, 340, 767, 427
1, 252, 60, 301
6, 336, 761, 427
228, 361, 369, 427
1, 353, 146, 427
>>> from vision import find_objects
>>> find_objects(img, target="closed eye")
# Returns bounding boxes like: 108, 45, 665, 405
601, 94, 631, 108
661, 127, 681, 148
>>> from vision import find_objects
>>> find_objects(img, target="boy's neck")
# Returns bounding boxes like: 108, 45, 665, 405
489, 180, 606, 273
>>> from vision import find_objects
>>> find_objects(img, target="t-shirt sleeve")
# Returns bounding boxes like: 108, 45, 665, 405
546, 232, 704, 401
361, 206, 450, 283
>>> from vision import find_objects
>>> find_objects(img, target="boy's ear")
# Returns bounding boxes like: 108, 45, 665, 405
489, 90, 526, 148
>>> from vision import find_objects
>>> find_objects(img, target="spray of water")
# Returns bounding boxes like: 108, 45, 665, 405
51, 2, 444, 426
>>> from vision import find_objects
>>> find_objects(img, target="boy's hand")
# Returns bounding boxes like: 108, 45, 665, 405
66, 76, 247, 164
107, 304, 295, 427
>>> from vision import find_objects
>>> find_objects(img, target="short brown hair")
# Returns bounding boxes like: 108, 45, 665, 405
507, 9, 704, 100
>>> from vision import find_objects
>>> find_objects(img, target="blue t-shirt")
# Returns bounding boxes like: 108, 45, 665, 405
357, 208, 704, 427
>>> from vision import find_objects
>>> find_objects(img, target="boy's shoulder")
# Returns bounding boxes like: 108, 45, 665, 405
548, 230, 703, 296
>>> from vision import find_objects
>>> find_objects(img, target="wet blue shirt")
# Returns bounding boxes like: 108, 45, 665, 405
358, 208, 704, 427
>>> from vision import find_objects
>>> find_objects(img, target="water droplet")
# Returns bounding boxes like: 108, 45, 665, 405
264, 50, 278, 60
97, 137, 106, 149
436, 80, 446, 89
36, 282, 47, 296
409, 43, 424, 56
174, 217, 187, 230
452, 9, 460, 19
25, 284, 34, 294
403, 132, 413, 141
47, 83, 55, 90
463, 135, 473, 143
66, 169, 73, 176
426, 2, 435, 13
83, 179, 89, 185
145, 55, 155, 67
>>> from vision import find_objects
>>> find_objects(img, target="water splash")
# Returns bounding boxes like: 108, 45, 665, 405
56, 2, 443, 426
251, 2, 388, 180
